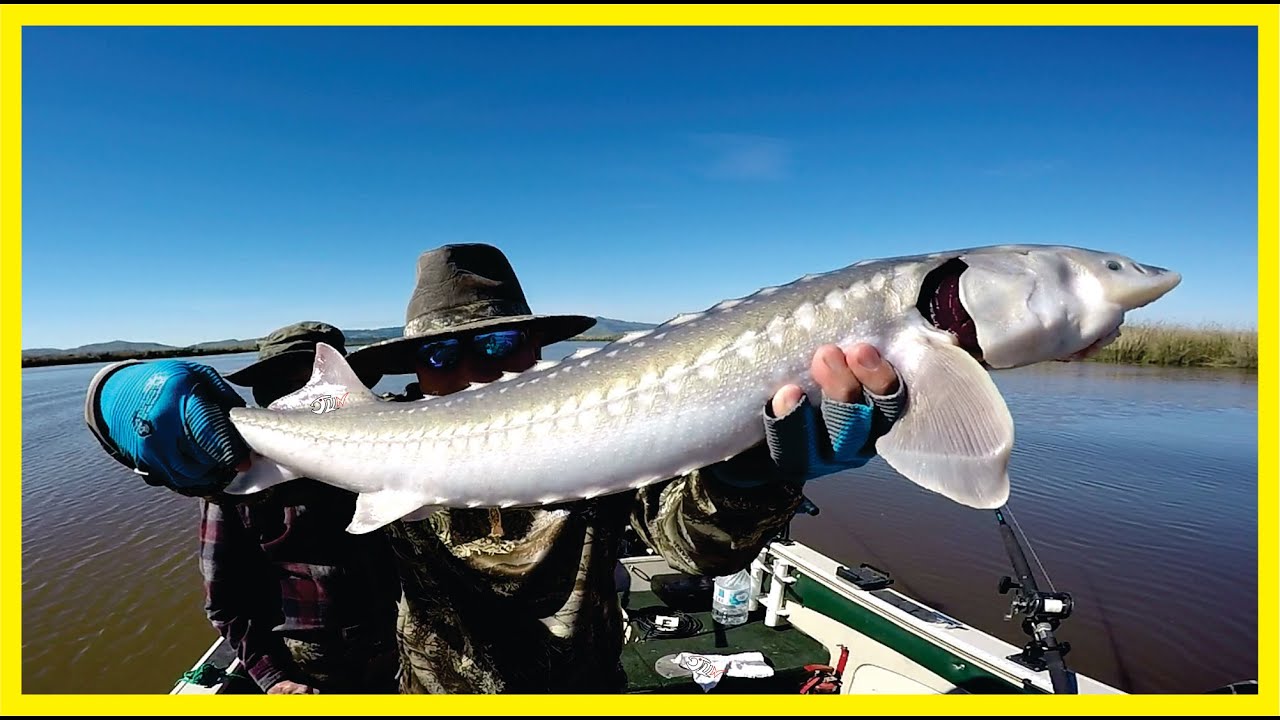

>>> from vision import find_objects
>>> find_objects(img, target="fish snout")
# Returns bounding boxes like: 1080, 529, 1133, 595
1110, 265, 1182, 309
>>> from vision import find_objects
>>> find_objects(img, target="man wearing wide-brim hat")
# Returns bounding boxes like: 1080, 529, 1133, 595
345, 243, 597, 397
343, 243, 908, 694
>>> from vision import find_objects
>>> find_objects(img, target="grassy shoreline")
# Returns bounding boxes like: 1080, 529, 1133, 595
21, 326, 1256, 371
1086, 323, 1257, 370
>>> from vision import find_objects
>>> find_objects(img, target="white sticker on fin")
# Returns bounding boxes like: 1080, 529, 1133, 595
875, 333, 1014, 510
268, 343, 380, 414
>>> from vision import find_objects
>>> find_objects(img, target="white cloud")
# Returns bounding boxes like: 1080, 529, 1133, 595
691, 133, 792, 181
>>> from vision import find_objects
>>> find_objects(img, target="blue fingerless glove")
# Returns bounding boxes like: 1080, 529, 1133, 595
88, 360, 250, 496
763, 383, 906, 482
708, 382, 908, 489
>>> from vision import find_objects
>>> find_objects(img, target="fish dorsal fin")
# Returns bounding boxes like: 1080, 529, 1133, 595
875, 331, 1013, 510
268, 342, 379, 413
225, 343, 379, 496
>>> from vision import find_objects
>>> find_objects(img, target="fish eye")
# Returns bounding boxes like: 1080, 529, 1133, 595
1106, 260, 1122, 271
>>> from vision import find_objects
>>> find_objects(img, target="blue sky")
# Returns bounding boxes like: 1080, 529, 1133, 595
21, 26, 1259, 349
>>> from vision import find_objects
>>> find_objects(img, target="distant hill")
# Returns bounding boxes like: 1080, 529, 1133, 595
74, 340, 176, 354
23, 340, 180, 360
344, 327, 404, 346
581, 317, 657, 338
188, 338, 256, 352
20, 316, 658, 367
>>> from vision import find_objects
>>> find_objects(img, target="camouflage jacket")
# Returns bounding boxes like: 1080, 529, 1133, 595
378, 384, 806, 694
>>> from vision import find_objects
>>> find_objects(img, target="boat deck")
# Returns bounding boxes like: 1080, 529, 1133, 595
617, 553, 831, 694
620, 590, 827, 693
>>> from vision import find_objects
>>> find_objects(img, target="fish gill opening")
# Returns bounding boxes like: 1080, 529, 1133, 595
916, 258, 984, 361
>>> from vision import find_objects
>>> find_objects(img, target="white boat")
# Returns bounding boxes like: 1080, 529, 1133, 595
170, 508, 1258, 696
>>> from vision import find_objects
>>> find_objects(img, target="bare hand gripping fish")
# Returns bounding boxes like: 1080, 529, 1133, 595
222, 245, 1181, 534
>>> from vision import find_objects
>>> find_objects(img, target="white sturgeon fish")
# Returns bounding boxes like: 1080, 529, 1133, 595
223, 245, 1181, 534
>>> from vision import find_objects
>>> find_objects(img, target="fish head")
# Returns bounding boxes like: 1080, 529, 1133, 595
924, 245, 1181, 369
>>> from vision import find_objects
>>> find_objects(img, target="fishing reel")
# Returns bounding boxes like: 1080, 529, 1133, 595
994, 508, 1078, 692
998, 576, 1074, 629
999, 576, 1075, 673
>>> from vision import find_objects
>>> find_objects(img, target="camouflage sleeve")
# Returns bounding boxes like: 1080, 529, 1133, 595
628, 442, 805, 577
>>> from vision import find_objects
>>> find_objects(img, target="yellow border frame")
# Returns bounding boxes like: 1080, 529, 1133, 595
2, 4, 1275, 716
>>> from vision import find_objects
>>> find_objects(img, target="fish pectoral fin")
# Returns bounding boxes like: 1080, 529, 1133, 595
222, 452, 302, 495
267, 343, 381, 413
876, 332, 1013, 510
348, 489, 431, 534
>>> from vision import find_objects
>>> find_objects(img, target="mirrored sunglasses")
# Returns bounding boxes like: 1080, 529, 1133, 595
415, 329, 528, 371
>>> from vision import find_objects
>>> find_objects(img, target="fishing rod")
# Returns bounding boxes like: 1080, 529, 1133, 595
995, 506, 1078, 694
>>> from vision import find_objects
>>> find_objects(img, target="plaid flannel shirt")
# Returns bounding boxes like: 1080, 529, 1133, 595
199, 480, 400, 692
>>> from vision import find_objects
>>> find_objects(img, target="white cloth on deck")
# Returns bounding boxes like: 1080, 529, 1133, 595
674, 651, 774, 691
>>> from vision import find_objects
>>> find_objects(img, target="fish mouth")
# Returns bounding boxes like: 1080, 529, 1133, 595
917, 258, 985, 361
1060, 325, 1121, 362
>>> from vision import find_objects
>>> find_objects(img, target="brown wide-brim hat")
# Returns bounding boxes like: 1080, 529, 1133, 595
225, 320, 383, 388
346, 244, 597, 377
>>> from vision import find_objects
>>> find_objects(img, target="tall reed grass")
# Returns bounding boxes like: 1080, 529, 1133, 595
1090, 322, 1257, 369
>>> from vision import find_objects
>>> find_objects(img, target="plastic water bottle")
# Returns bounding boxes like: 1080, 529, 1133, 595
712, 569, 751, 626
